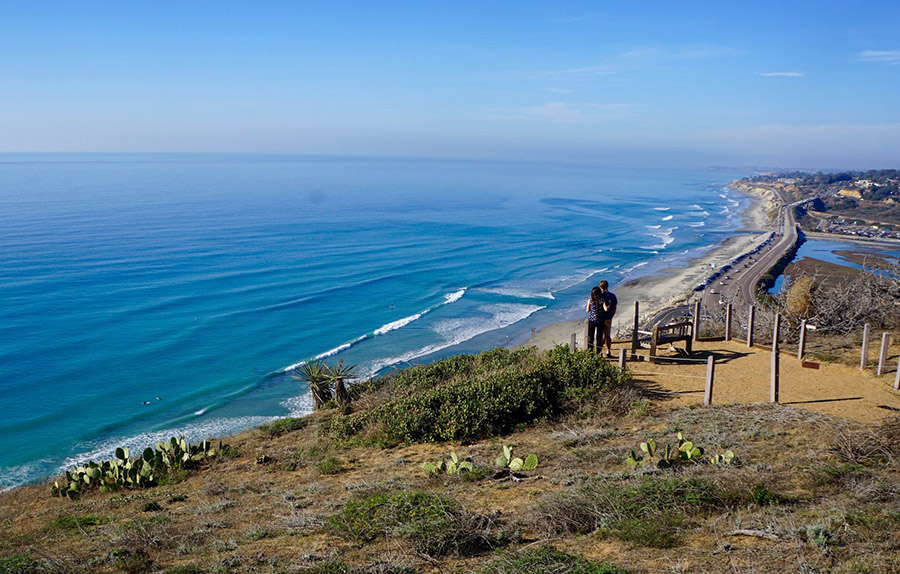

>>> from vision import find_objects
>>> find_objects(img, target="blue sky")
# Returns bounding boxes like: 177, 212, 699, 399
2, 1, 898, 168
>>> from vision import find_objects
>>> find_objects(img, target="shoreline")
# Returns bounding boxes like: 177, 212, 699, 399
523, 182, 900, 352
522, 181, 777, 350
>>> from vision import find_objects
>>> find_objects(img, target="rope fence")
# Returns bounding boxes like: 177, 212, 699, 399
567, 299, 900, 405
629, 372, 705, 379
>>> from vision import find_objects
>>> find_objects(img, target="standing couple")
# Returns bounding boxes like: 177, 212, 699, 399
586, 280, 617, 357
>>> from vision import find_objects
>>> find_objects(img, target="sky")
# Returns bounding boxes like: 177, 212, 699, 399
1, 1, 898, 169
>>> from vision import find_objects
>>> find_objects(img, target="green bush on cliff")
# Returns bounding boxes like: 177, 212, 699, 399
479, 545, 628, 574
329, 345, 629, 444
327, 491, 503, 557
0, 555, 40, 574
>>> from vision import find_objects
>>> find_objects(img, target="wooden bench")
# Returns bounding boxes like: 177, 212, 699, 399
631, 321, 693, 362
649, 321, 693, 362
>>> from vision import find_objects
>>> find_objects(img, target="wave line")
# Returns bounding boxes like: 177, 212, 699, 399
279, 288, 468, 372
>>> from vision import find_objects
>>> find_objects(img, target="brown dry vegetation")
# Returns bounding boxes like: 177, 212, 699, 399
3, 347, 900, 573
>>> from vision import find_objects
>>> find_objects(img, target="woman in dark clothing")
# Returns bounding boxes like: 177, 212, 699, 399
585, 286, 602, 352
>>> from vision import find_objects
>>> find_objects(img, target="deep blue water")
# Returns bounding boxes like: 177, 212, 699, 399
0, 154, 748, 489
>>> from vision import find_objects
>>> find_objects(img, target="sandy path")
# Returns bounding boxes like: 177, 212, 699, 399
616, 339, 900, 424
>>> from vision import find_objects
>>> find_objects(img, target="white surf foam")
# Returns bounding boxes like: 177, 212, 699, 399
281, 391, 315, 418
479, 287, 555, 300
553, 268, 610, 292
444, 288, 466, 304
643, 226, 677, 250
374, 313, 423, 335
366, 303, 545, 375
626, 261, 649, 273
661, 215, 674, 221
281, 288, 467, 372
688, 221, 706, 228
653, 207, 671, 211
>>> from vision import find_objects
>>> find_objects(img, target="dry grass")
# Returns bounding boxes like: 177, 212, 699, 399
2, 381, 900, 572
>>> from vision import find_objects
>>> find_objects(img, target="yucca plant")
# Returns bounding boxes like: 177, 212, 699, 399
293, 360, 332, 409
327, 360, 357, 407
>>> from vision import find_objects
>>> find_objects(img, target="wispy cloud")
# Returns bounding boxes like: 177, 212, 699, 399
492, 44, 737, 84
758, 72, 805, 77
857, 50, 900, 63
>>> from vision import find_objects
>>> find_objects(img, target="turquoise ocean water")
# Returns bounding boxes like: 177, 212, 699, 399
0, 154, 750, 489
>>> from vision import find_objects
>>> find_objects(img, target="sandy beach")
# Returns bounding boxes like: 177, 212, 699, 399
523, 182, 778, 350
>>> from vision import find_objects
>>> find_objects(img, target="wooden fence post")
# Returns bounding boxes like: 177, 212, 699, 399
894, 354, 900, 391
798, 319, 807, 360
704, 355, 715, 406
693, 300, 701, 341
725, 303, 733, 341
618, 348, 626, 370
747, 305, 756, 348
631, 302, 639, 355
571, 332, 577, 353
877, 333, 890, 377
861, 323, 870, 371
771, 313, 781, 403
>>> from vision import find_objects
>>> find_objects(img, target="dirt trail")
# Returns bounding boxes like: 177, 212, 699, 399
618, 339, 900, 423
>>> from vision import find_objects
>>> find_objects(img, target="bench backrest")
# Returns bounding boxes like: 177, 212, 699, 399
653, 321, 693, 342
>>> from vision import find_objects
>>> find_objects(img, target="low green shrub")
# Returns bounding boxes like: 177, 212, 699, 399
0, 555, 40, 574
534, 476, 732, 547
257, 416, 310, 438
295, 560, 351, 574
45, 515, 109, 531
812, 463, 867, 486
245, 527, 273, 541
316, 456, 345, 475
329, 346, 629, 444
141, 501, 162, 512
161, 566, 206, 574
749, 483, 776, 506
111, 548, 155, 574
113, 515, 176, 550
327, 491, 503, 557
293, 559, 417, 574
614, 514, 683, 548
478, 545, 628, 574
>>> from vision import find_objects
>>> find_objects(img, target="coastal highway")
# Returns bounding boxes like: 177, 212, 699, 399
700, 189, 798, 312
648, 190, 799, 330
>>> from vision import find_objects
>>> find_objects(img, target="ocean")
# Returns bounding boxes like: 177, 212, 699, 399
0, 154, 749, 489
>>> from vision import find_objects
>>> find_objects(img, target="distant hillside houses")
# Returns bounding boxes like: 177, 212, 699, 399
741, 168, 900, 232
